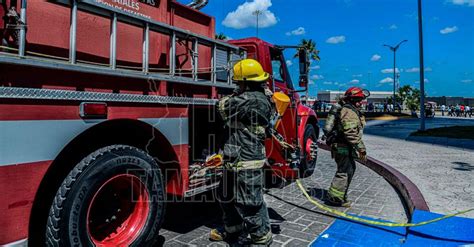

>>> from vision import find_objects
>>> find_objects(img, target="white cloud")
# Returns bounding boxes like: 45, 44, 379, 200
380, 77, 394, 83
309, 65, 320, 70
406, 67, 433, 73
381, 68, 401, 74
415, 78, 429, 83
371, 54, 381, 61
323, 81, 333, 85
286, 27, 305, 36
461, 79, 473, 83
326, 35, 346, 44
406, 67, 420, 73
286, 60, 293, 66
222, 0, 277, 29
349, 79, 360, 84
311, 74, 324, 80
389, 24, 398, 30
360, 83, 367, 87
449, 0, 474, 7
440, 26, 459, 34
352, 74, 363, 78
309, 79, 315, 85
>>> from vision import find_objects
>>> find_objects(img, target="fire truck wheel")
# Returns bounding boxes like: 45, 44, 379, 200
299, 124, 318, 178
45, 145, 165, 247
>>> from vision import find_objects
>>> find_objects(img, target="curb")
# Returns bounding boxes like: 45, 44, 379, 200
317, 142, 429, 218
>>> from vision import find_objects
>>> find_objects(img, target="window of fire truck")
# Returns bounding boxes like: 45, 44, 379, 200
270, 48, 294, 90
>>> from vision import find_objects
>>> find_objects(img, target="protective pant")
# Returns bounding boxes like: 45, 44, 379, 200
328, 151, 356, 203
216, 167, 271, 240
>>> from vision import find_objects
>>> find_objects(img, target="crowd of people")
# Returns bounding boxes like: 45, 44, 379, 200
365, 102, 400, 113
311, 100, 399, 113
440, 104, 472, 118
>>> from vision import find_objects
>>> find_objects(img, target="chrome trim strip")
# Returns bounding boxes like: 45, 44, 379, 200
0, 87, 217, 105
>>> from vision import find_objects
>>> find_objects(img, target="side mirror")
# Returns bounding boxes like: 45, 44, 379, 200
299, 75, 308, 88
298, 49, 309, 87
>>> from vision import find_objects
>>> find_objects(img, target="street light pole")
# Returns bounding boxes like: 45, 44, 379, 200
252, 10, 262, 38
393, 50, 396, 101
384, 40, 408, 107
418, 0, 426, 131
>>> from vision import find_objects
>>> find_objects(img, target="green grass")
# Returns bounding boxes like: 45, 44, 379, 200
410, 126, 474, 140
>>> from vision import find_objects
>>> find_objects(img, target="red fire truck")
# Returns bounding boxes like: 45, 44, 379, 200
0, 0, 319, 246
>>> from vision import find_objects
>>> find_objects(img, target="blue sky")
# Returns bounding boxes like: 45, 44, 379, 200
188, 0, 474, 97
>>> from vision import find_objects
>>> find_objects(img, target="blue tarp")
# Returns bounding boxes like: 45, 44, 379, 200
311, 210, 474, 246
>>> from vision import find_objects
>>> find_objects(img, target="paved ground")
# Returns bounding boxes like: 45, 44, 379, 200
364, 134, 474, 218
359, 117, 474, 218
156, 151, 407, 246
364, 116, 474, 150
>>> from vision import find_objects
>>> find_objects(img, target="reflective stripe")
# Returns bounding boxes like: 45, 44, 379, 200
329, 187, 345, 200
0, 118, 187, 166
233, 159, 266, 170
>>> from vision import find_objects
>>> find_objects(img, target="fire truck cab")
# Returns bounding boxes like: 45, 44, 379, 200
0, 1, 318, 246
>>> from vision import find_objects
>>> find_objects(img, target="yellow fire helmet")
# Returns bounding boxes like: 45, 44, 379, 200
233, 59, 270, 82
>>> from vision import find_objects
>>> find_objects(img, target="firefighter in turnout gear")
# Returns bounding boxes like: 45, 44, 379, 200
210, 59, 273, 246
323, 87, 370, 207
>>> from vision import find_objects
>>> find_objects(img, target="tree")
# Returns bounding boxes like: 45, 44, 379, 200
215, 33, 227, 41
395, 85, 412, 107
293, 39, 321, 62
395, 85, 422, 112
406, 88, 421, 111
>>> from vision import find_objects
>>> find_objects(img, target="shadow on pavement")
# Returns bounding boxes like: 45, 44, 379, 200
161, 192, 222, 234
307, 187, 329, 201
154, 192, 287, 246
324, 117, 474, 150
452, 161, 474, 171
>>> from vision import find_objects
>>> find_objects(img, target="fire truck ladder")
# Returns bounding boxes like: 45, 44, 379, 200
0, 0, 243, 90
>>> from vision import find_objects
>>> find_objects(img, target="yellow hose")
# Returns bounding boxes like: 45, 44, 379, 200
296, 180, 474, 227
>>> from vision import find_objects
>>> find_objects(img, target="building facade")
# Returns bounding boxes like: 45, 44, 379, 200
426, 96, 474, 106
317, 90, 393, 104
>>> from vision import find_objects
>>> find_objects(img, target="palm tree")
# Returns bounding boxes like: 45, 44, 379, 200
294, 39, 321, 61
215, 33, 227, 41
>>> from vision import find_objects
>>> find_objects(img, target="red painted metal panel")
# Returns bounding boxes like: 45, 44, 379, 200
20, 1, 215, 67
166, 144, 189, 195
76, 10, 111, 64
0, 103, 188, 121
0, 161, 52, 245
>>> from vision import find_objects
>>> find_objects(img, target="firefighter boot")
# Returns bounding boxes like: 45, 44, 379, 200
326, 197, 352, 208
209, 227, 242, 242
326, 187, 351, 207
238, 231, 273, 247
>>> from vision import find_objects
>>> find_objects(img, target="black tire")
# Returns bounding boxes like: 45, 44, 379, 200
299, 124, 318, 178
45, 145, 165, 247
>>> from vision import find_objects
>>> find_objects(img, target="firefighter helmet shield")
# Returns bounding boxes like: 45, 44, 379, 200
344, 87, 370, 100
233, 59, 270, 82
